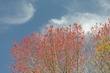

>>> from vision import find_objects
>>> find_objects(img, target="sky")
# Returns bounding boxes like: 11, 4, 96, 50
0, 0, 110, 73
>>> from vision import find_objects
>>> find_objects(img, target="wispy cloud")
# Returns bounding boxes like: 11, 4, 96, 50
46, 0, 110, 33
0, 0, 35, 25
97, 0, 110, 10
49, 13, 109, 32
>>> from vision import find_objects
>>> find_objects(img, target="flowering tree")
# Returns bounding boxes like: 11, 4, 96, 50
10, 24, 86, 73
88, 20, 110, 73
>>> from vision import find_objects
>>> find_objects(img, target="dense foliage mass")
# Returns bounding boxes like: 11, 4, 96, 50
10, 20, 110, 73
10, 24, 86, 73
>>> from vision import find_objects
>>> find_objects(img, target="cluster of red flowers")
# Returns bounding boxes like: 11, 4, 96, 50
10, 20, 110, 73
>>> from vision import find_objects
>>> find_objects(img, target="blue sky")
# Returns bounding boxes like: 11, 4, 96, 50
0, 0, 110, 73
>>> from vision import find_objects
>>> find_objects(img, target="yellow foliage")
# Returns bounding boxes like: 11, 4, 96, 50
96, 36, 110, 55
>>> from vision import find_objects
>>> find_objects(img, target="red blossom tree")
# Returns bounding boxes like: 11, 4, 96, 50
10, 24, 87, 73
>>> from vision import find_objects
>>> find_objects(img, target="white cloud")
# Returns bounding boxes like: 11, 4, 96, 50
49, 13, 109, 33
0, 0, 35, 25
46, 0, 110, 33
50, 17, 68, 25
